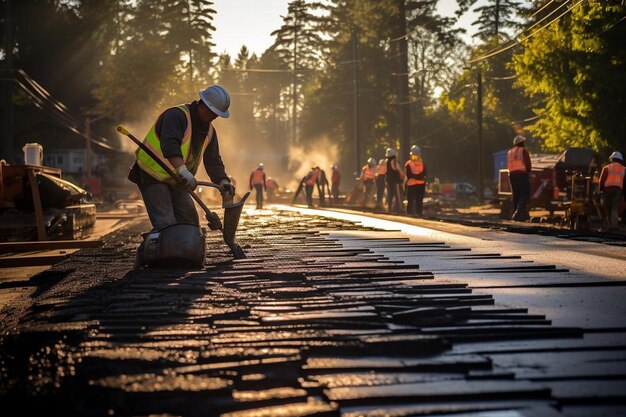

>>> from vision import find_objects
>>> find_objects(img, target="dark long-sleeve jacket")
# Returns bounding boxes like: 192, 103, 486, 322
129, 100, 228, 185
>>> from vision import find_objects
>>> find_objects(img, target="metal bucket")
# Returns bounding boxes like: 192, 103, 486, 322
140, 223, 206, 268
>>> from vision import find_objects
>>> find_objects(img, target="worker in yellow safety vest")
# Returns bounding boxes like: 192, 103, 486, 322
360, 158, 377, 207
249, 163, 267, 209
405, 145, 427, 216
507, 135, 532, 221
128, 85, 236, 233
598, 151, 625, 230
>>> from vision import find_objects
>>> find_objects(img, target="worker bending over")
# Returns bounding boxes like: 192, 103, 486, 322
249, 163, 266, 209
598, 151, 625, 230
304, 166, 320, 208
507, 135, 531, 221
405, 145, 427, 216
128, 85, 235, 232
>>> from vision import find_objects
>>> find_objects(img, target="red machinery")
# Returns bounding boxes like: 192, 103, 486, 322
498, 148, 601, 229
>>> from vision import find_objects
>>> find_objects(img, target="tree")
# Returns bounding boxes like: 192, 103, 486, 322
456, 0, 524, 41
513, 0, 626, 153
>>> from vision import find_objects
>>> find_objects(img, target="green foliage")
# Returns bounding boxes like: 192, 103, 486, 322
513, 0, 626, 154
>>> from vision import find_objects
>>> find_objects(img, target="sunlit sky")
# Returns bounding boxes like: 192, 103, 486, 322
211, 0, 484, 58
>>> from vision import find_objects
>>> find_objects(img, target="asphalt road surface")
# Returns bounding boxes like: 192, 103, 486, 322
0, 205, 624, 416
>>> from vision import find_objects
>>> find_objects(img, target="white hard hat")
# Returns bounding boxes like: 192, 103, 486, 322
410, 145, 421, 156
378, 158, 385, 165
385, 148, 396, 158
331, 164, 337, 169
609, 151, 623, 161
513, 135, 526, 145
258, 163, 264, 170
367, 157, 376, 166
199, 85, 230, 118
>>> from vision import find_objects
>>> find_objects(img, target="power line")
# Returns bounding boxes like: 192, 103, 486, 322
468, 0, 586, 64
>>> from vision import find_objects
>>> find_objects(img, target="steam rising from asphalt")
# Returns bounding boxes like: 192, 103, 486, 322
287, 138, 339, 190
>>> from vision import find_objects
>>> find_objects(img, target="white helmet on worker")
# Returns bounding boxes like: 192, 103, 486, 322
609, 151, 623, 161
385, 148, 396, 158
513, 135, 526, 145
378, 158, 385, 166
331, 164, 337, 169
410, 145, 421, 156
258, 163, 264, 170
199, 85, 231, 118
367, 157, 376, 167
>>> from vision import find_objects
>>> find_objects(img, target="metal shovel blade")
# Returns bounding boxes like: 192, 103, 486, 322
223, 192, 249, 248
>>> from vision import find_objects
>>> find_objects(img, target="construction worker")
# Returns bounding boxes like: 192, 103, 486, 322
405, 145, 427, 216
360, 157, 377, 207
128, 84, 235, 232
386, 148, 404, 214
331, 164, 341, 205
266, 177, 278, 203
375, 158, 387, 211
507, 135, 531, 221
249, 163, 266, 209
318, 168, 329, 207
304, 166, 320, 208
598, 151, 625, 230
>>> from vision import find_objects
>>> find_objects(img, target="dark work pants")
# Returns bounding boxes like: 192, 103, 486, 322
376, 175, 386, 209
362, 180, 374, 206
406, 184, 425, 216
604, 187, 623, 227
305, 185, 314, 207
254, 184, 263, 208
387, 182, 403, 213
138, 180, 199, 231
510, 172, 530, 221
331, 183, 339, 204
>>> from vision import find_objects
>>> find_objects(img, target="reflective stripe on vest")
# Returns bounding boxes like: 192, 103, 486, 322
361, 165, 376, 180
405, 159, 425, 186
377, 164, 387, 176
507, 146, 527, 173
136, 105, 213, 183
605, 162, 625, 189
251, 169, 264, 185
305, 170, 319, 186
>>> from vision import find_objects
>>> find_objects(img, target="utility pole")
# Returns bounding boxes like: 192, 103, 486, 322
2, 0, 15, 163
396, 0, 411, 161
476, 69, 484, 203
352, 29, 360, 176
85, 117, 92, 178
291, 13, 298, 146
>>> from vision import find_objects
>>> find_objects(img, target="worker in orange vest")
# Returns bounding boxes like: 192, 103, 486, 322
249, 163, 266, 209
375, 158, 387, 211
405, 145, 427, 216
598, 151, 625, 230
386, 148, 404, 214
304, 166, 320, 208
331, 164, 341, 205
507, 135, 532, 221
360, 157, 377, 207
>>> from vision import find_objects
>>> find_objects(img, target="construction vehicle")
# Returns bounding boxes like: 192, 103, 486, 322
497, 148, 601, 230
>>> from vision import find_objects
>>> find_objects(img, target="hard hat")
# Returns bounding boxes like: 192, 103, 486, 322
385, 148, 396, 158
378, 158, 385, 165
410, 145, 421, 156
609, 151, 623, 161
258, 163, 264, 170
513, 135, 526, 145
199, 85, 231, 118
331, 164, 337, 169
367, 157, 376, 166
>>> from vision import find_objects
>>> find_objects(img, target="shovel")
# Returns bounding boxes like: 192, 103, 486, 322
117, 125, 248, 259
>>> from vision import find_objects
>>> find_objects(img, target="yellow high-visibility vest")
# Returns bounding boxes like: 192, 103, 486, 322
136, 105, 212, 183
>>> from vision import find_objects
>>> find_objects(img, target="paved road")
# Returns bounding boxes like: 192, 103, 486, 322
0, 206, 624, 416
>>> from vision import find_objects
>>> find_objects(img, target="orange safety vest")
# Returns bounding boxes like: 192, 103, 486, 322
604, 162, 625, 189
507, 146, 527, 173
251, 169, 264, 185
361, 165, 376, 181
377, 164, 387, 176
405, 159, 425, 186
305, 169, 319, 186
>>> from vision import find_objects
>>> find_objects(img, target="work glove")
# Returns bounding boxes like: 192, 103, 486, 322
206, 211, 222, 231
220, 178, 235, 200
176, 165, 197, 191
